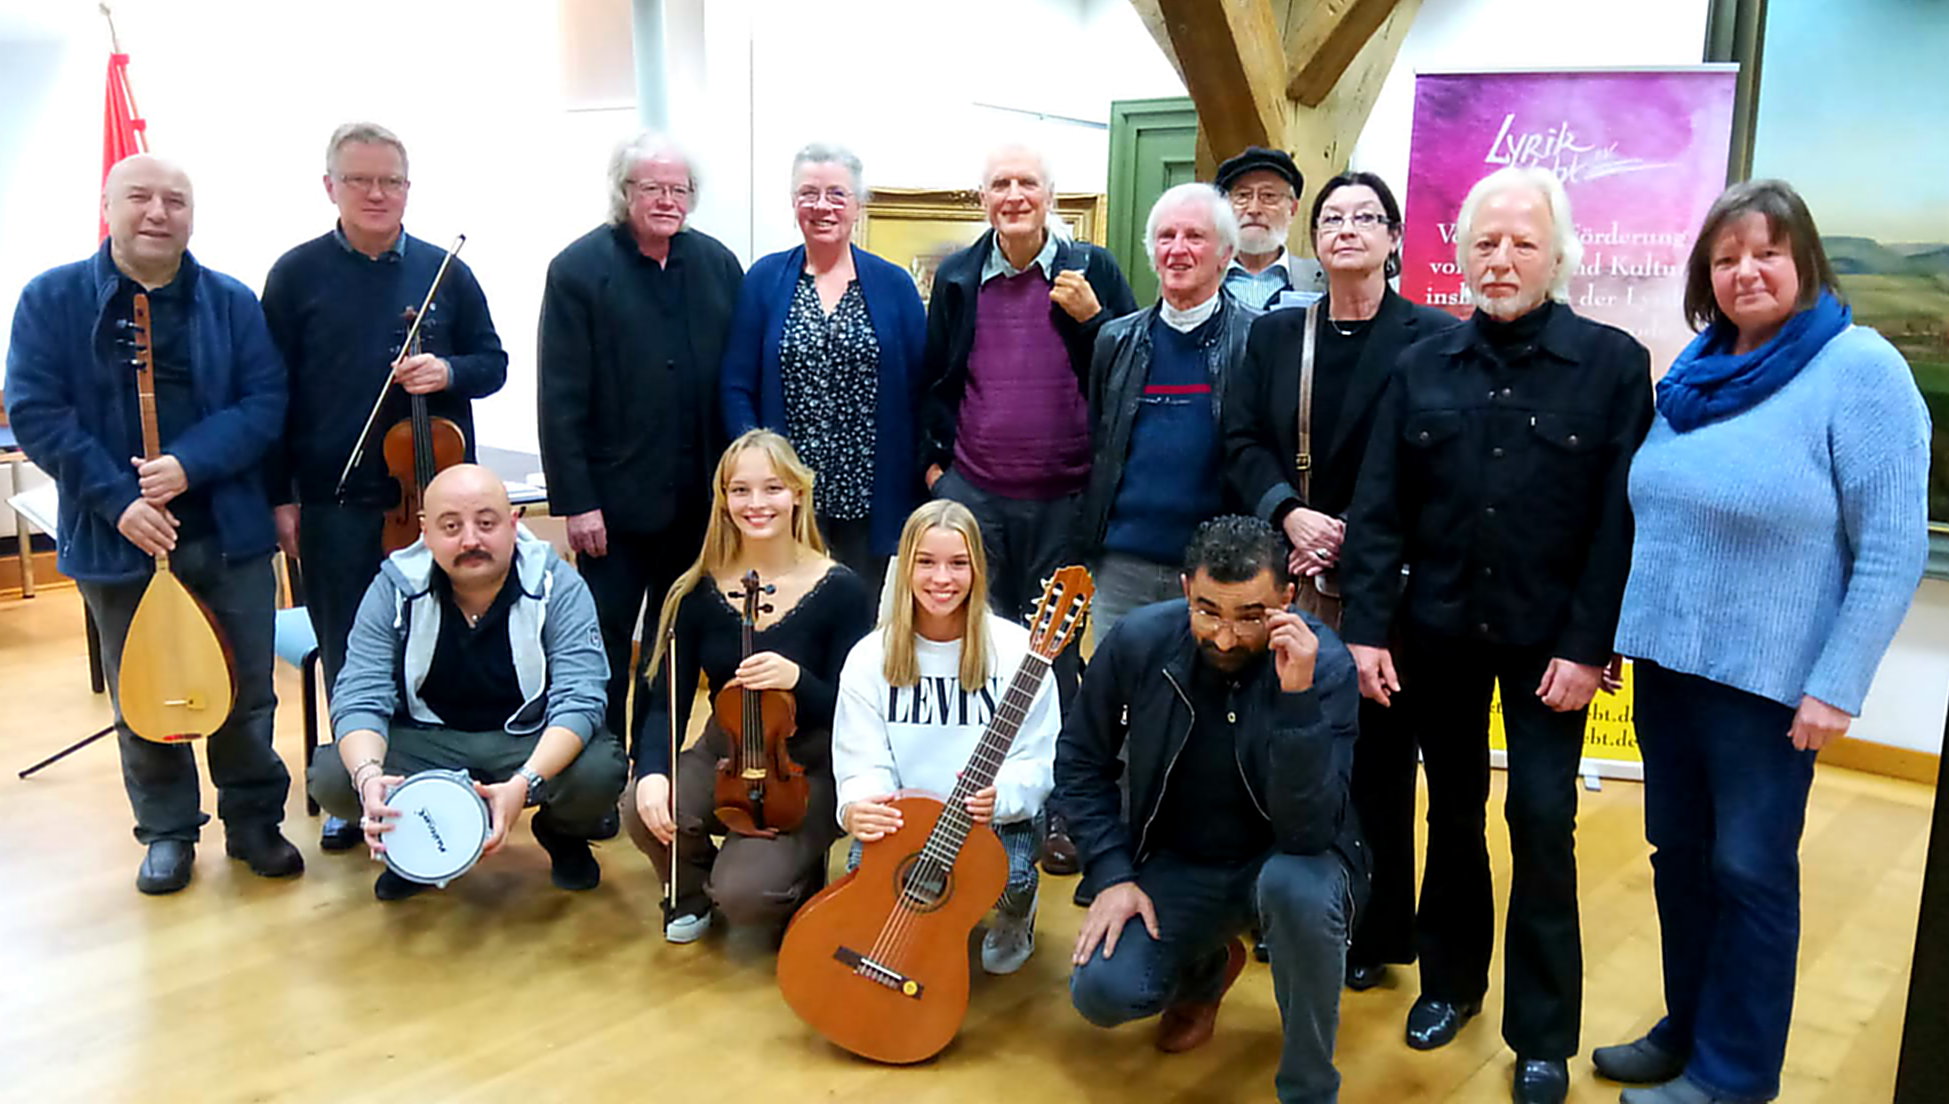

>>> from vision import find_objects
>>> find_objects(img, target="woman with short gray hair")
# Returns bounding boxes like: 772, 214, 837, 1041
720, 143, 927, 602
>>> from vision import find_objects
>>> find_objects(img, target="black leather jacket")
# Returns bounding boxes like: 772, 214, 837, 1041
1052, 599, 1369, 892
1077, 291, 1260, 558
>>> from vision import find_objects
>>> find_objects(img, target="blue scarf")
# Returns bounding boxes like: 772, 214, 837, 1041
1655, 290, 1851, 433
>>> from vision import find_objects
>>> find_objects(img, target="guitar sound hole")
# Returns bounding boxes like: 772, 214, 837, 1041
892, 853, 952, 913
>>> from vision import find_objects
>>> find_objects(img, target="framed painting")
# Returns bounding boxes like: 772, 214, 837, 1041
853, 189, 1108, 303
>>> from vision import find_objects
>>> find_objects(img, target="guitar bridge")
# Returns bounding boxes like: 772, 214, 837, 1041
833, 946, 924, 1000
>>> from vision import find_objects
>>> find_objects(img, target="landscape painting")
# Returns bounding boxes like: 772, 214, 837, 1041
1751, 0, 1949, 520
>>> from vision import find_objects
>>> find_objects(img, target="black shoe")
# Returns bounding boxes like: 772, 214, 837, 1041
1345, 961, 1388, 991
319, 815, 361, 852
1511, 1057, 1569, 1104
1254, 934, 1271, 963
532, 815, 601, 891
375, 869, 431, 901
586, 807, 621, 842
1404, 996, 1481, 1050
1040, 813, 1079, 876
224, 823, 305, 878
1593, 1034, 1688, 1084
137, 840, 195, 895
1072, 881, 1096, 908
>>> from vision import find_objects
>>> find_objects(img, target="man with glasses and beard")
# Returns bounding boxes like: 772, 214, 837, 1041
1217, 147, 1323, 311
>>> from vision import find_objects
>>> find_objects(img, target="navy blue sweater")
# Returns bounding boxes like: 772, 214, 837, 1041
1103, 314, 1223, 564
4, 242, 286, 583
261, 230, 507, 507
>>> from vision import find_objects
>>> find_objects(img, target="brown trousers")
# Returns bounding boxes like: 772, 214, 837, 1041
624, 723, 838, 928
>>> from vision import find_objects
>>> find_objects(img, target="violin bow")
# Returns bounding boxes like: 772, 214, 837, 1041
666, 622, 679, 918
333, 233, 467, 499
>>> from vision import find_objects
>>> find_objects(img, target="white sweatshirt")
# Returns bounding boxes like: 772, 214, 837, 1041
832, 613, 1060, 830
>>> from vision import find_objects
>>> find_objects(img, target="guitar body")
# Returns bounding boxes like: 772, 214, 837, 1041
118, 566, 235, 743
777, 792, 1008, 1064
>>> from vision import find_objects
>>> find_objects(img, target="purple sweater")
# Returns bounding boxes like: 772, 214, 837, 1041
951, 270, 1091, 499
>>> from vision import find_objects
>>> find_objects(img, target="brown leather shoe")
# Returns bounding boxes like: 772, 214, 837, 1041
1156, 938, 1248, 1053
1040, 813, 1079, 876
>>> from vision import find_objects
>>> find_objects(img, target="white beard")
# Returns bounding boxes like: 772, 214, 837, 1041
1238, 225, 1285, 255
1473, 286, 1550, 320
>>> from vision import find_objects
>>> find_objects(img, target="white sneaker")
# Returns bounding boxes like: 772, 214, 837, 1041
980, 902, 1036, 975
665, 911, 712, 944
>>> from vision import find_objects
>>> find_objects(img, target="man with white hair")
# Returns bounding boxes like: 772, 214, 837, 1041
919, 141, 1138, 872
1078, 183, 1259, 636
7, 154, 300, 894
262, 122, 509, 852
1337, 167, 1653, 1104
1215, 146, 1323, 310
538, 131, 743, 743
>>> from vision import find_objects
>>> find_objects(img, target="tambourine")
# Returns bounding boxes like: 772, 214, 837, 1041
382, 769, 491, 888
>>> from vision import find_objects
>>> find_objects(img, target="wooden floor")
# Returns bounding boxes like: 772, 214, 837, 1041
0, 584, 1930, 1103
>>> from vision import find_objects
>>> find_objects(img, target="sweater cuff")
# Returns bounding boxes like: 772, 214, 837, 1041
1257, 483, 1302, 525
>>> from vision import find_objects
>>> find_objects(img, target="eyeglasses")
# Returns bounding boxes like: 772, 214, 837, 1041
794, 186, 854, 208
1316, 211, 1389, 232
337, 173, 409, 196
627, 180, 694, 202
1229, 187, 1294, 208
1190, 608, 1270, 636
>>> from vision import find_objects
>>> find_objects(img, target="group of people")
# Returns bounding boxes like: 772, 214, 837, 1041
3, 115, 1930, 1104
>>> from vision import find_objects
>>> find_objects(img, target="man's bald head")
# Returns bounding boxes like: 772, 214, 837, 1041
103, 154, 195, 284
421, 464, 517, 590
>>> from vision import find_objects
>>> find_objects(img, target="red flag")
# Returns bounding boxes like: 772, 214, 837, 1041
100, 50, 148, 241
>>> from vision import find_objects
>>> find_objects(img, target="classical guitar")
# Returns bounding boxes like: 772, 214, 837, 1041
775, 565, 1093, 1063
116, 293, 236, 743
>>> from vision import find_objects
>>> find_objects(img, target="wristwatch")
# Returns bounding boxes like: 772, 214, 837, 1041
513, 766, 547, 808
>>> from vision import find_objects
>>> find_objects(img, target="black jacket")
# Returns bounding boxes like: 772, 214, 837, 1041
1338, 303, 1654, 665
1051, 599, 1368, 891
1224, 289, 1462, 522
1077, 291, 1260, 559
917, 229, 1138, 473
536, 225, 743, 531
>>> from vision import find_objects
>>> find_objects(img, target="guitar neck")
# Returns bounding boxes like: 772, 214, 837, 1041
922, 652, 1051, 858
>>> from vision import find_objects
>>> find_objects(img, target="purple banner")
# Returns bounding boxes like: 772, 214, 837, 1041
1401, 68, 1737, 372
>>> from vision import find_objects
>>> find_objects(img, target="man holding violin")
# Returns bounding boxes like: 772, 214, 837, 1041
262, 121, 508, 852
6, 153, 301, 894
311, 464, 626, 901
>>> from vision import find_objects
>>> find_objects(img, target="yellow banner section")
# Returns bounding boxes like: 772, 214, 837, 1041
1488, 659, 1641, 763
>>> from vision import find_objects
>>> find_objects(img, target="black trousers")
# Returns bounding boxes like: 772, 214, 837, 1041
817, 513, 885, 619
1348, 693, 1420, 967
932, 466, 1082, 707
1401, 629, 1585, 1059
296, 502, 388, 693
580, 525, 701, 748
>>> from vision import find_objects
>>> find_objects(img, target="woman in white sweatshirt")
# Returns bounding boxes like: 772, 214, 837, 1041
832, 499, 1061, 975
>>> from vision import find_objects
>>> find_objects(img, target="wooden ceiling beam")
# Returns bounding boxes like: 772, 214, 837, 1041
1155, 0, 1290, 175
1284, 0, 1404, 106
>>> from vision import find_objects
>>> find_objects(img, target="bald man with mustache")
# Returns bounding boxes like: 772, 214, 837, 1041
7, 153, 299, 895
313, 464, 626, 900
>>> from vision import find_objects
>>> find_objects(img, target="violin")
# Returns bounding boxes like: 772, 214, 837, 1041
711, 569, 809, 838
379, 305, 465, 553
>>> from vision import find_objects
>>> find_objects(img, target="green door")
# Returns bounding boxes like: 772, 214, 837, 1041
1107, 97, 1198, 306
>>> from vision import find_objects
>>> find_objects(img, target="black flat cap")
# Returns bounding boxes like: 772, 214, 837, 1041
1214, 147, 1303, 195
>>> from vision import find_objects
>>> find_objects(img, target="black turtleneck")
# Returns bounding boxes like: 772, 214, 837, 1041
1472, 299, 1557, 362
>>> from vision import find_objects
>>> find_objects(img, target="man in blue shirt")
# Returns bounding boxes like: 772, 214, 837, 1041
6, 154, 300, 894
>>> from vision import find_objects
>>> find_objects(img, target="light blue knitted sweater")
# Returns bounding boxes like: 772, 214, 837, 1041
1614, 326, 1930, 714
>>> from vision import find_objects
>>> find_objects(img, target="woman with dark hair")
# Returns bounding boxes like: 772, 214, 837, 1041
1221, 169, 1459, 989
721, 143, 927, 602
1596, 179, 1929, 1104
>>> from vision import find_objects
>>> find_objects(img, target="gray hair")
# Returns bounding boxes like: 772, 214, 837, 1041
326, 122, 408, 177
607, 130, 697, 225
1453, 166, 1583, 302
1143, 182, 1240, 269
980, 142, 1070, 241
790, 142, 865, 199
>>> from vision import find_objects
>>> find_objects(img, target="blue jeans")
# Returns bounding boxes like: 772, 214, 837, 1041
1089, 550, 1183, 642
1069, 850, 1357, 1104
1635, 662, 1815, 1103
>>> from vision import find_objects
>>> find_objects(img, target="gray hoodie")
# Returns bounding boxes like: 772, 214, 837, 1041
330, 527, 610, 744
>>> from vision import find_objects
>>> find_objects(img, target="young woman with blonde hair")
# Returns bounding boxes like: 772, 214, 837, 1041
830, 499, 1059, 974
628, 429, 871, 942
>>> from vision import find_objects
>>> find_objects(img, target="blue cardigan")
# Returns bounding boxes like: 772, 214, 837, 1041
721, 244, 927, 556
5, 242, 286, 583
1614, 325, 1930, 714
